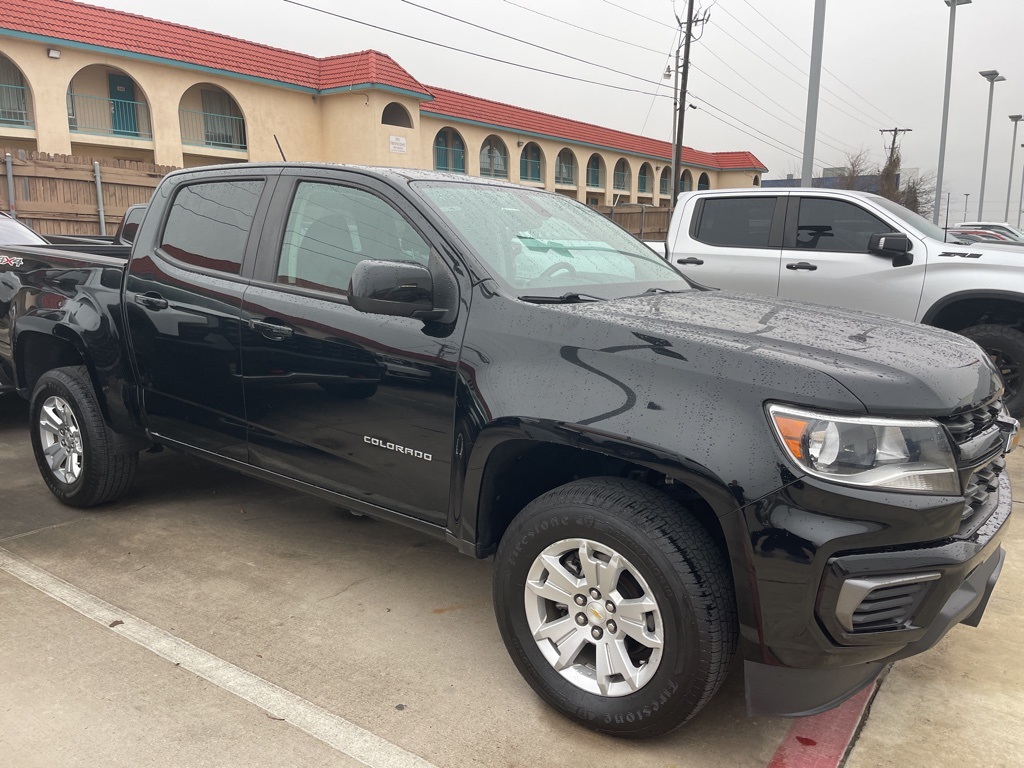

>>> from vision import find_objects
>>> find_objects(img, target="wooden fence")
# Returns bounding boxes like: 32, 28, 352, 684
595, 203, 671, 242
1, 148, 176, 236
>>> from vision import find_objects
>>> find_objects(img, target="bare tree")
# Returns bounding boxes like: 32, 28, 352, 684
834, 148, 935, 218
836, 149, 871, 191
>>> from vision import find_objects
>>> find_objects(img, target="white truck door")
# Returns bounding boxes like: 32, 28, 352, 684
669, 195, 785, 294
778, 196, 927, 320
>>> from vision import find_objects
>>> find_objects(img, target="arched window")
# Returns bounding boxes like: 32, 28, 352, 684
753, 174, 761, 187
0, 55, 33, 127
555, 149, 577, 185
586, 154, 604, 188
698, 172, 711, 191
613, 159, 631, 191
381, 102, 413, 128
638, 163, 654, 194
480, 135, 509, 178
680, 169, 693, 192
434, 128, 466, 173
520, 142, 543, 182
659, 166, 672, 196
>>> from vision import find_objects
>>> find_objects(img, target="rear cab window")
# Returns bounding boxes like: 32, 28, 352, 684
692, 196, 779, 248
159, 179, 264, 274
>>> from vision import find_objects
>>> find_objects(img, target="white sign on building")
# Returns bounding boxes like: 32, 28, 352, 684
389, 135, 407, 154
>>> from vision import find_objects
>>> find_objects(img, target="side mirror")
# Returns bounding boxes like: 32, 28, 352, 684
868, 232, 913, 267
348, 260, 445, 320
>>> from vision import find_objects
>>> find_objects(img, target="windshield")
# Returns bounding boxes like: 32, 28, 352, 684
0, 215, 46, 246
866, 195, 948, 241
413, 182, 688, 297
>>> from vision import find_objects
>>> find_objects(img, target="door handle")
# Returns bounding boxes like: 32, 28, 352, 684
134, 292, 168, 310
675, 257, 705, 266
786, 261, 818, 271
249, 319, 294, 340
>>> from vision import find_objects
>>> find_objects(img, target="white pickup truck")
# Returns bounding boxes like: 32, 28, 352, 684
664, 187, 1024, 414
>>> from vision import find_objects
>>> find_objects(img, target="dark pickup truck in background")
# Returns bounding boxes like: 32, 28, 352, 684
0, 163, 1014, 737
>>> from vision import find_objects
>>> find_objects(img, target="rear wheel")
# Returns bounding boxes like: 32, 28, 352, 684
30, 366, 137, 507
493, 477, 736, 738
962, 324, 1024, 416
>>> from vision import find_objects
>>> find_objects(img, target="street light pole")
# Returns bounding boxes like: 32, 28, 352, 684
1007, 115, 1023, 221
978, 70, 1006, 219
1019, 143, 1024, 228
933, 0, 971, 225
964, 192, 970, 221
801, 0, 827, 185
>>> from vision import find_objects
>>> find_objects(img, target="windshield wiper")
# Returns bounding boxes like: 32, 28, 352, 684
617, 287, 689, 299
518, 292, 607, 304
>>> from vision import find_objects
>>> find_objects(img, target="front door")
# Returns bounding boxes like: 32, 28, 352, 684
107, 74, 137, 136
778, 196, 927, 321
241, 172, 467, 525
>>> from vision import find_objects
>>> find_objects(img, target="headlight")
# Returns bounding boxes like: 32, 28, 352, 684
767, 404, 959, 495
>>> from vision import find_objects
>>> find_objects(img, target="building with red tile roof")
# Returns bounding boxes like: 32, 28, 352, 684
0, 0, 767, 207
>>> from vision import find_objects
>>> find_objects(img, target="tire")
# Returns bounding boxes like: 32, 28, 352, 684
318, 381, 378, 399
493, 477, 736, 738
29, 366, 137, 508
961, 324, 1024, 417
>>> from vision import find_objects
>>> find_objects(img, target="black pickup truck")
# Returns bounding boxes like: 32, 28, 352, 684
0, 163, 1014, 737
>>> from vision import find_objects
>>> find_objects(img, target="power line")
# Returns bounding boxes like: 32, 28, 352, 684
500, 0, 668, 55
395, 0, 669, 90
282, 0, 670, 99
596, 0, 677, 30
711, 3, 887, 130
735, 0, 901, 125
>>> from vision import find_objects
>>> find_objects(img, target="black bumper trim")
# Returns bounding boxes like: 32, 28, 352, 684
744, 658, 884, 717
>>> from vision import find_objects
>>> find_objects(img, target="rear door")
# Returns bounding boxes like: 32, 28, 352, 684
670, 194, 786, 294
125, 172, 277, 460
240, 169, 467, 526
778, 195, 926, 320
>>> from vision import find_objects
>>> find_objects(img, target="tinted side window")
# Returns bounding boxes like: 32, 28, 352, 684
276, 182, 430, 295
160, 180, 264, 274
694, 197, 776, 247
796, 198, 890, 252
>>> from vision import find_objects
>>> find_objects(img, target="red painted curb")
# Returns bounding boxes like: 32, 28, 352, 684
766, 682, 877, 768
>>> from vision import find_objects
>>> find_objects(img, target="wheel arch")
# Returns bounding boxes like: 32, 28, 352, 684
921, 290, 1024, 331
454, 420, 741, 562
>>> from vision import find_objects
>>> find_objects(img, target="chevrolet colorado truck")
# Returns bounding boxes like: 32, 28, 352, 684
664, 187, 1024, 416
0, 164, 1015, 737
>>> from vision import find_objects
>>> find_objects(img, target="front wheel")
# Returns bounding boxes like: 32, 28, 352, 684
29, 366, 137, 508
493, 478, 736, 738
961, 324, 1024, 416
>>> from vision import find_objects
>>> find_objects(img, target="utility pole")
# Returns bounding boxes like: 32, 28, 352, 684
670, 0, 710, 213
880, 127, 913, 164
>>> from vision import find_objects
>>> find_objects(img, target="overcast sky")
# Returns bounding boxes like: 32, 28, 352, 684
93, 0, 1024, 223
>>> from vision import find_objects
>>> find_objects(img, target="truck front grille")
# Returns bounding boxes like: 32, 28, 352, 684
936, 399, 1001, 443
850, 582, 929, 631
962, 457, 1004, 521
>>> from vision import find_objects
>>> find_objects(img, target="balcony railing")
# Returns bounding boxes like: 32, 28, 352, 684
638, 175, 652, 194
67, 92, 152, 139
0, 84, 32, 128
660, 176, 670, 195
613, 171, 630, 191
435, 146, 466, 173
555, 163, 577, 186
521, 158, 542, 182
586, 167, 604, 188
180, 109, 247, 150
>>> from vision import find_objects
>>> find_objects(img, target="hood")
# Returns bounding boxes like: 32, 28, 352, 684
552, 290, 1001, 415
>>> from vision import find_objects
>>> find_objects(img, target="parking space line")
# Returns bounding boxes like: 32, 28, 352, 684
0, 545, 438, 768
0, 519, 82, 542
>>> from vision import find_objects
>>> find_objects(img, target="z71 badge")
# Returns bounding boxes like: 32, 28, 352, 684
937, 251, 983, 259
0, 255, 24, 268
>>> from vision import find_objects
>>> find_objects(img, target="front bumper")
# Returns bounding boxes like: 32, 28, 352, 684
746, 543, 1005, 716
740, 463, 1011, 717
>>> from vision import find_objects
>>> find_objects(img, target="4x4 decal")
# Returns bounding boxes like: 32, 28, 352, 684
0, 255, 24, 267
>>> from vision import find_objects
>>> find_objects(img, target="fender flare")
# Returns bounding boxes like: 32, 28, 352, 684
920, 289, 1024, 327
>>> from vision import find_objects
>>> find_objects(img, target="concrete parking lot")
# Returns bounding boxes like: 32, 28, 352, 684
0, 392, 1020, 767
